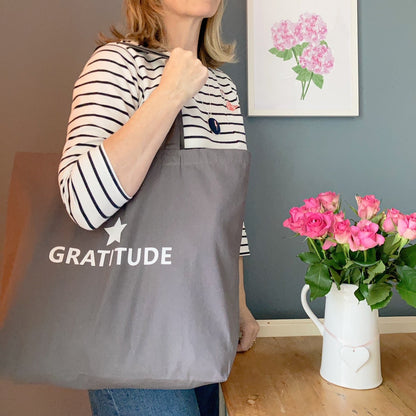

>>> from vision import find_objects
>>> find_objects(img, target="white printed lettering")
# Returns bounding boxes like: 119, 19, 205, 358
161, 247, 172, 265
128, 248, 142, 266
114, 247, 127, 265
49, 246, 65, 263
97, 250, 111, 267
80, 250, 96, 266
144, 248, 159, 265
66, 247, 81, 265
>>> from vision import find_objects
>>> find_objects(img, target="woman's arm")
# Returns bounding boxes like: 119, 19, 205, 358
102, 48, 208, 197
59, 45, 208, 229
237, 256, 260, 352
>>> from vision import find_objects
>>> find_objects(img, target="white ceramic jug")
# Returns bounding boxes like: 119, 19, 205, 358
301, 283, 382, 389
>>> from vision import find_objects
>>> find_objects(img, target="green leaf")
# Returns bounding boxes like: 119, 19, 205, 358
330, 268, 341, 286
307, 238, 323, 259
269, 48, 284, 58
400, 245, 416, 268
396, 265, 416, 307
323, 259, 342, 270
351, 248, 377, 267
320, 40, 329, 47
292, 65, 303, 74
370, 291, 393, 310
283, 49, 293, 61
298, 252, 320, 264
366, 283, 392, 307
305, 263, 332, 300
332, 246, 347, 267
359, 283, 369, 299
354, 287, 365, 301
312, 73, 324, 89
383, 233, 402, 256
366, 261, 386, 281
269, 47, 293, 61
293, 42, 309, 57
296, 68, 313, 82
370, 213, 384, 225
350, 268, 362, 284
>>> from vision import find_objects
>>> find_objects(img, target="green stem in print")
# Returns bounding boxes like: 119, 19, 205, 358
291, 48, 300, 66
302, 72, 314, 100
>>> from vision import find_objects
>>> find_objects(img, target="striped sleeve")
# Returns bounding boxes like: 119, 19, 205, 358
58, 43, 141, 230
220, 74, 251, 257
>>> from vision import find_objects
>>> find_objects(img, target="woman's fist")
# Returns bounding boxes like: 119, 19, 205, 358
158, 48, 209, 105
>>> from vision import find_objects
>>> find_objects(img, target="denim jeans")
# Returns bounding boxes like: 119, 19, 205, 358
88, 384, 219, 416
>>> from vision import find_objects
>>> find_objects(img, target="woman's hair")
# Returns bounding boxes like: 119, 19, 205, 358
98, 0, 236, 68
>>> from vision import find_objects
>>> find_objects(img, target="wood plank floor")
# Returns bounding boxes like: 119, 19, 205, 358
222, 333, 416, 416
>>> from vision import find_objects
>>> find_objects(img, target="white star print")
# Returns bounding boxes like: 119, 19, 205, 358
104, 218, 127, 246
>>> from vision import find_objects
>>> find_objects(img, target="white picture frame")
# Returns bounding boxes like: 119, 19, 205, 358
247, 0, 359, 117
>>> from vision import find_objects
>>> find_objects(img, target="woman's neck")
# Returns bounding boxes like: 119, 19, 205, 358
162, 15, 203, 56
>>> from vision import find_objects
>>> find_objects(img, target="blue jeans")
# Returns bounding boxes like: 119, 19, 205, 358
88, 384, 219, 416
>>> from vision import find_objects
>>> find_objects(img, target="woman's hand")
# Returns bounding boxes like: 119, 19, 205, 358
158, 47, 209, 105
237, 304, 260, 352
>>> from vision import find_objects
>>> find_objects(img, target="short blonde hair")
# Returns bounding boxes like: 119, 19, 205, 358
98, 0, 236, 69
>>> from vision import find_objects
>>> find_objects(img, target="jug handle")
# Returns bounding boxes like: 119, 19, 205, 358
301, 284, 324, 336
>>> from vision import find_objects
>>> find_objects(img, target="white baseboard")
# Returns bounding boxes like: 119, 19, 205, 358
257, 316, 416, 337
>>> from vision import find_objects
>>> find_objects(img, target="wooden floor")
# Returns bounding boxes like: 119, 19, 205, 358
221, 333, 416, 416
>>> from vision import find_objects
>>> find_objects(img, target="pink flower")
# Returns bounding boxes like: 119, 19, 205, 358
303, 197, 322, 212
355, 195, 381, 220
348, 220, 385, 252
294, 13, 328, 45
299, 44, 334, 75
333, 219, 351, 245
397, 213, 416, 240
303, 212, 334, 239
283, 206, 307, 234
271, 20, 298, 51
318, 192, 340, 212
382, 208, 403, 233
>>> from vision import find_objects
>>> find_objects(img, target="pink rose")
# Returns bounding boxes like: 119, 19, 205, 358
355, 195, 380, 220
303, 197, 322, 212
271, 20, 298, 51
333, 219, 351, 245
397, 213, 416, 240
348, 220, 385, 252
382, 208, 403, 233
318, 192, 340, 212
283, 206, 307, 234
303, 212, 333, 239
322, 239, 336, 250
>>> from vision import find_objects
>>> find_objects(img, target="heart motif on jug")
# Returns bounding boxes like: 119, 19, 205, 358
340, 347, 370, 373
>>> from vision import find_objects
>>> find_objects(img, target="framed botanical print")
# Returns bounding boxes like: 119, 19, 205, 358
247, 0, 359, 116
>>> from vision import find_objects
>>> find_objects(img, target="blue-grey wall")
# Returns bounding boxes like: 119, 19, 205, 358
222, 0, 416, 318
0, 0, 415, 319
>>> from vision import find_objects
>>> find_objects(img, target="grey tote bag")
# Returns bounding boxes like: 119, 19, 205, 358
0, 113, 250, 389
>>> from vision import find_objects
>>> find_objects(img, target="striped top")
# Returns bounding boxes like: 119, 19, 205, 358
59, 41, 249, 256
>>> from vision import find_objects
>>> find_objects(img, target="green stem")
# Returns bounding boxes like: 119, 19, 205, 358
308, 238, 323, 260
303, 72, 314, 99
292, 48, 300, 65
300, 81, 305, 100
364, 250, 368, 263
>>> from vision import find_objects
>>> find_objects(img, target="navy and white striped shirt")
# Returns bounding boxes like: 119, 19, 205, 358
59, 41, 249, 256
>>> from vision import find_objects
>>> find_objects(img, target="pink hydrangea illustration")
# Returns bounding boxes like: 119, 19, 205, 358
294, 13, 328, 44
299, 44, 334, 75
271, 20, 298, 51
269, 12, 335, 100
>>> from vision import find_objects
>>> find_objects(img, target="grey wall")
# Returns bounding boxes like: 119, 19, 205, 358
1, 0, 415, 320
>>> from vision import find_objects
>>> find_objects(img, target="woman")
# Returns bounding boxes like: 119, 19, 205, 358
59, 0, 259, 414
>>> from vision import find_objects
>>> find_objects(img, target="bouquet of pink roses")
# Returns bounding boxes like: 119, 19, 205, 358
283, 192, 416, 309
